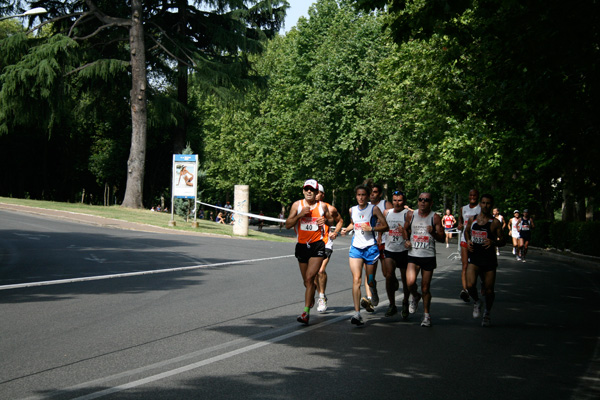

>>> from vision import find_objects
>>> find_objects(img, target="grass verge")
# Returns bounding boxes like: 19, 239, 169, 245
0, 197, 293, 243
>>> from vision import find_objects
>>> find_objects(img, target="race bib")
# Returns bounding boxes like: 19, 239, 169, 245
300, 217, 319, 231
355, 222, 371, 235
472, 230, 487, 244
389, 226, 403, 241
412, 234, 430, 249
521, 225, 530, 231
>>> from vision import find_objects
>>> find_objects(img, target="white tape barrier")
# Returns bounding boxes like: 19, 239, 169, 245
196, 201, 285, 223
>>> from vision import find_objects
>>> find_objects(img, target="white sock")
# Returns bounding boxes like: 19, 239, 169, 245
319, 293, 325, 299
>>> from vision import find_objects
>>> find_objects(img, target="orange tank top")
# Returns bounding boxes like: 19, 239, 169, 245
295, 200, 325, 244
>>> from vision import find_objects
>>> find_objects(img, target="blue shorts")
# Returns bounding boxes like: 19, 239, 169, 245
349, 245, 380, 265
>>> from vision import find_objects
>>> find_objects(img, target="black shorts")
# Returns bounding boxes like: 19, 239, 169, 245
324, 248, 333, 259
520, 232, 531, 242
295, 240, 326, 263
407, 255, 437, 271
384, 250, 408, 269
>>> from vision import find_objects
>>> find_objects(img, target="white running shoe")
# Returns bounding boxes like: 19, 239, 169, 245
351, 313, 364, 326
513, 248, 516, 255
482, 313, 491, 327
516, 256, 522, 261
409, 293, 421, 314
473, 301, 481, 318
317, 297, 327, 313
421, 315, 431, 327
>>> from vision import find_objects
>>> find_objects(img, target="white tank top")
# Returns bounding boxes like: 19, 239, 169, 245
461, 204, 481, 243
385, 209, 408, 252
408, 211, 436, 258
351, 204, 376, 249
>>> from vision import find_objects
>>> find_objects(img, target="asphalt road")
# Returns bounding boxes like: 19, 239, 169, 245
0, 209, 599, 400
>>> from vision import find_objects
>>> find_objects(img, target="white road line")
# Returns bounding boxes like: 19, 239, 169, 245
0, 254, 295, 291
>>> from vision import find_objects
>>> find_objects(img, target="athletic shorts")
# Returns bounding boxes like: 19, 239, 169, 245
520, 232, 531, 242
349, 244, 380, 265
324, 248, 333, 259
384, 250, 408, 269
468, 261, 497, 273
407, 255, 437, 271
445, 227, 453, 233
295, 240, 326, 263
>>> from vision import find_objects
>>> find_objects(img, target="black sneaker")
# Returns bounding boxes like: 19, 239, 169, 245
360, 297, 374, 312
460, 289, 470, 303
351, 314, 364, 326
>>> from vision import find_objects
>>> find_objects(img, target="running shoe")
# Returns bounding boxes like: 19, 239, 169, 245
460, 289, 470, 303
360, 297, 374, 312
512, 248, 516, 255
482, 313, 491, 327
351, 313, 364, 326
370, 284, 379, 306
401, 303, 409, 320
409, 293, 421, 314
317, 297, 328, 313
516, 256, 522, 261
521, 258, 526, 263
297, 312, 309, 325
421, 315, 431, 327
473, 300, 481, 319
385, 304, 398, 317
496, 249, 500, 256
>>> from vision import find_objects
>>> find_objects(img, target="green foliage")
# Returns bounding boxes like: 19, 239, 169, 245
534, 220, 600, 257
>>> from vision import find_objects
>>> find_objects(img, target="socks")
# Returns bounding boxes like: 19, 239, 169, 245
304, 306, 310, 314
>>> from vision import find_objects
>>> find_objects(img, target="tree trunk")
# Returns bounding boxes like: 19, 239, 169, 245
586, 197, 594, 221
121, 0, 147, 209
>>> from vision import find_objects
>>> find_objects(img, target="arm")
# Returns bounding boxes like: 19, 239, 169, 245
492, 219, 506, 248
403, 210, 413, 248
328, 205, 344, 240
285, 201, 307, 230
530, 218, 535, 229
465, 216, 474, 252
457, 207, 464, 230
372, 206, 389, 233
341, 208, 354, 235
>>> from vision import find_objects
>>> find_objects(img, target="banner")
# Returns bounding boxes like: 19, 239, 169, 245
172, 154, 198, 199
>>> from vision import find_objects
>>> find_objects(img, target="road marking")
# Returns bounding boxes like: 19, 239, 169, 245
0, 254, 295, 291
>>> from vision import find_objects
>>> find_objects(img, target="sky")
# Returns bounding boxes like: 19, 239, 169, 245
283, 0, 315, 32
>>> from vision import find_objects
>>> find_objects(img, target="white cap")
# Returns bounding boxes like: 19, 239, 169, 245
318, 184, 324, 193
303, 179, 318, 190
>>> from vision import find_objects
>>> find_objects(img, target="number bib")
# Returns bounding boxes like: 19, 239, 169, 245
412, 234, 430, 249
389, 224, 402, 242
300, 217, 319, 231
472, 229, 487, 244
354, 222, 371, 235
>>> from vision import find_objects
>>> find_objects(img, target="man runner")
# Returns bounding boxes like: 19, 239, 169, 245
443, 209, 456, 248
508, 210, 521, 260
403, 192, 445, 327
382, 191, 411, 319
493, 208, 506, 256
518, 209, 535, 262
458, 189, 481, 302
315, 184, 344, 312
464, 194, 505, 326
285, 179, 333, 325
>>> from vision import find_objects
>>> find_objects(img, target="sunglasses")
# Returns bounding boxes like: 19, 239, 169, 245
393, 191, 404, 196
418, 197, 432, 203
303, 187, 318, 192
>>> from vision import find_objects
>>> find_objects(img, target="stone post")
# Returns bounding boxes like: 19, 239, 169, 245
233, 185, 249, 236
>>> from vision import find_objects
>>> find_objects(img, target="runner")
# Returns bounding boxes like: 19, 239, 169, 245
363, 183, 393, 308
457, 189, 481, 302
403, 192, 445, 327
315, 184, 344, 312
341, 185, 389, 326
464, 194, 505, 327
285, 179, 333, 325
518, 209, 535, 262
508, 210, 521, 260
492, 208, 506, 256
382, 190, 411, 319
442, 209, 456, 248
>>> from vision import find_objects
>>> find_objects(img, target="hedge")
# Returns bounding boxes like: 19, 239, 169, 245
530, 220, 600, 257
